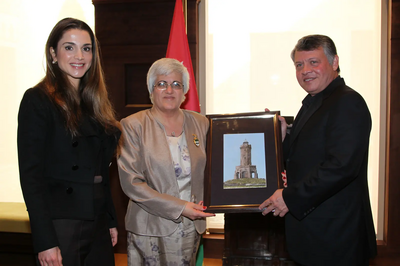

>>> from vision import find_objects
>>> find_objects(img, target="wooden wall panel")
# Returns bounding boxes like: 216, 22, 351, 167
94, 0, 198, 120
95, 3, 172, 46
370, 1, 400, 264
387, 0, 400, 248
99, 45, 165, 119
387, 38, 400, 248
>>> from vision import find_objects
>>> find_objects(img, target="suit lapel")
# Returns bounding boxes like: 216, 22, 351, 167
289, 97, 322, 147
289, 77, 345, 148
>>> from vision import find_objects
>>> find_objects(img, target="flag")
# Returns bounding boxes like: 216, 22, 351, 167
166, 0, 201, 112
195, 237, 204, 266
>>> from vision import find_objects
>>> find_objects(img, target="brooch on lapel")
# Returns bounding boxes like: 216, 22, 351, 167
193, 134, 200, 147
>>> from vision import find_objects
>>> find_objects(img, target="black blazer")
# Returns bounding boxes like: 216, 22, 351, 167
282, 77, 377, 265
17, 87, 120, 253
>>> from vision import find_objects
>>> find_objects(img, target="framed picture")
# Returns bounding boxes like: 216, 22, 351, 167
204, 111, 284, 213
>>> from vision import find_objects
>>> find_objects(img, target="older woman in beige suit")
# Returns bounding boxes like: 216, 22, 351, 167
117, 58, 215, 266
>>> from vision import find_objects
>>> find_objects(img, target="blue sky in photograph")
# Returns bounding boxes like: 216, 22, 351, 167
223, 133, 266, 182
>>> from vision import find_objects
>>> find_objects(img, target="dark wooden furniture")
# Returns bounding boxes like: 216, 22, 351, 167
0, 232, 36, 266
223, 213, 294, 266
0, 203, 35, 266
203, 233, 224, 259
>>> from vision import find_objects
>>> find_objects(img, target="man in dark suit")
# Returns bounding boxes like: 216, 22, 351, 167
259, 35, 377, 266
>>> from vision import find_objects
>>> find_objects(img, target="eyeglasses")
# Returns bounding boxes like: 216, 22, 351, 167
154, 81, 184, 91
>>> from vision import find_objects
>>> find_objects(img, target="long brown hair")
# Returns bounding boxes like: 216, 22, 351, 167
37, 17, 118, 136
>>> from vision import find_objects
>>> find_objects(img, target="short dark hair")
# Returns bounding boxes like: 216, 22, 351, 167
290, 34, 340, 74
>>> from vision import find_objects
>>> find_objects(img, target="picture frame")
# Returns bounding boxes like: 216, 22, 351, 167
204, 111, 284, 213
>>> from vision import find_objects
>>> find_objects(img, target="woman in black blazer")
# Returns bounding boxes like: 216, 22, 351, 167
17, 18, 120, 266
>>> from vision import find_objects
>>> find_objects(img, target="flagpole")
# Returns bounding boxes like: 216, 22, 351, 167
183, 0, 187, 34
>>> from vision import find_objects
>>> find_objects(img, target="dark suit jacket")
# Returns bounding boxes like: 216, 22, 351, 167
17, 87, 120, 253
282, 77, 377, 265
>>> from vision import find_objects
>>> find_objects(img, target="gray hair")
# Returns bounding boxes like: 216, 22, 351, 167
147, 58, 190, 95
290, 34, 340, 74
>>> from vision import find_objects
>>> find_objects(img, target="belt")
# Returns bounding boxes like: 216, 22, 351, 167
94, 175, 103, 184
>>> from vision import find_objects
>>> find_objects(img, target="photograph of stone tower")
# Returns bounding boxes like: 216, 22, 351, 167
234, 140, 259, 179
223, 133, 266, 189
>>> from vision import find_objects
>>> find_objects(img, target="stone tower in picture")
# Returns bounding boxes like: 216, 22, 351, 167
234, 140, 258, 179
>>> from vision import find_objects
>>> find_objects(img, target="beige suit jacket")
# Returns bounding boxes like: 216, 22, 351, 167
118, 108, 209, 237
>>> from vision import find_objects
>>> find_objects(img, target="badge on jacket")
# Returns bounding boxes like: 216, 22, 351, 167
193, 134, 200, 147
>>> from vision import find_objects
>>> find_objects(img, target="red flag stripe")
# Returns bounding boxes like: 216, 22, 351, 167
166, 0, 201, 113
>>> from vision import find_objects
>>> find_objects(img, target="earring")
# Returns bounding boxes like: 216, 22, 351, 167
52, 60, 57, 64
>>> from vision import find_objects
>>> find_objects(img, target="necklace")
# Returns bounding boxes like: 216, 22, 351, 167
171, 131, 175, 137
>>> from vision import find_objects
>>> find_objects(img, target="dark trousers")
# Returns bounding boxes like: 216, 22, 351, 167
36, 184, 115, 266
36, 213, 115, 266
